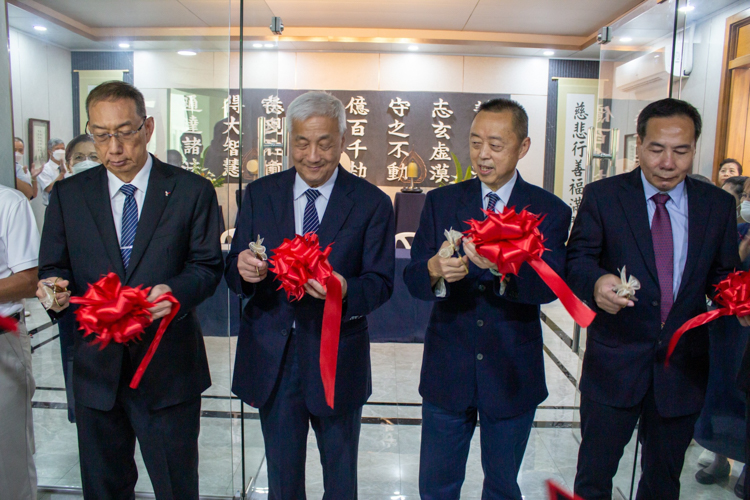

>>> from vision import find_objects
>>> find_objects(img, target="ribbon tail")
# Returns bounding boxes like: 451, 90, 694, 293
665, 308, 729, 366
320, 277, 342, 409
528, 258, 596, 328
129, 294, 181, 389
0, 315, 19, 336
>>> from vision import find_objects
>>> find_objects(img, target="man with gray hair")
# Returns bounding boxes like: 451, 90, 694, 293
227, 91, 395, 497
36, 137, 68, 206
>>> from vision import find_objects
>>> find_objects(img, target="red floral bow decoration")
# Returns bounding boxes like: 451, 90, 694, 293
0, 314, 19, 335
70, 272, 180, 389
547, 480, 586, 500
464, 208, 596, 328
269, 233, 342, 409
666, 270, 750, 365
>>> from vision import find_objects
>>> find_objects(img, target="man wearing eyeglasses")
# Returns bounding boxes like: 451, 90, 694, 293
36, 80, 224, 500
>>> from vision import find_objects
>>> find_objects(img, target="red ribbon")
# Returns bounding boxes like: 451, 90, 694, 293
464, 207, 596, 328
546, 480, 586, 500
666, 270, 750, 365
269, 233, 342, 409
70, 272, 180, 389
0, 314, 19, 335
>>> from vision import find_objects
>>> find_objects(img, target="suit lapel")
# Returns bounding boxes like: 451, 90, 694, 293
125, 157, 176, 283
617, 168, 659, 285
505, 173, 530, 212
676, 177, 711, 300
317, 166, 355, 247
456, 178, 484, 229
269, 168, 296, 241
82, 166, 125, 280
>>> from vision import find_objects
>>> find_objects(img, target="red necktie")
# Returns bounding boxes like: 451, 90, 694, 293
651, 193, 673, 325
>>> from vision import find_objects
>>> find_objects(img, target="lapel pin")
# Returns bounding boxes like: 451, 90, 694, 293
165, 191, 171, 197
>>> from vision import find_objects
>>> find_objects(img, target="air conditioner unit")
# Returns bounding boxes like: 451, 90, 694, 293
615, 51, 671, 92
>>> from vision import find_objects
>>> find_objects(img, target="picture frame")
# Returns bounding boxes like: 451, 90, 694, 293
28, 118, 50, 170
623, 133, 639, 172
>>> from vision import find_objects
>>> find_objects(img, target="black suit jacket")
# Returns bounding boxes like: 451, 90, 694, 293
566, 168, 739, 418
39, 156, 224, 411
226, 166, 395, 416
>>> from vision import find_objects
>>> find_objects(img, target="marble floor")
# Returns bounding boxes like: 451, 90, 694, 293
23, 297, 745, 500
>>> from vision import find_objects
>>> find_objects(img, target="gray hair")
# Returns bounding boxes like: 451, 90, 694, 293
48, 138, 64, 151
287, 91, 346, 137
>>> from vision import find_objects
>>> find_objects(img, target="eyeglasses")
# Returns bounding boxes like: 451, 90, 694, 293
87, 117, 147, 144
71, 153, 100, 163
742, 193, 750, 200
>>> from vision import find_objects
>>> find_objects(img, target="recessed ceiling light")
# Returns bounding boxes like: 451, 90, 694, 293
620, 37, 633, 43
543, 50, 555, 56
678, 5, 695, 12
264, 43, 274, 48
119, 43, 130, 48
33, 25, 47, 32
253, 43, 263, 48
408, 45, 419, 51
178, 50, 197, 56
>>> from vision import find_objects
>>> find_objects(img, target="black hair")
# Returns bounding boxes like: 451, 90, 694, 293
636, 98, 701, 141
476, 98, 528, 140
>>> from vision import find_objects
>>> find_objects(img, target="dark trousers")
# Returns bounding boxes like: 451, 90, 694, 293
419, 399, 535, 500
574, 388, 699, 500
75, 354, 202, 500
259, 332, 362, 500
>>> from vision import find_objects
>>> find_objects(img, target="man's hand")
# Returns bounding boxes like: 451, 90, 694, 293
427, 241, 469, 286
462, 238, 498, 271
237, 249, 268, 283
36, 278, 71, 312
146, 284, 173, 320
304, 271, 348, 300
594, 274, 634, 314
739, 315, 750, 327
30, 162, 43, 178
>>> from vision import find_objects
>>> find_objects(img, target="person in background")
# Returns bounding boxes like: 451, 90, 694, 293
36, 138, 70, 206
14, 137, 41, 200
0, 184, 40, 500
718, 158, 743, 186
65, 134, 99, 176
691, 175, 749, 498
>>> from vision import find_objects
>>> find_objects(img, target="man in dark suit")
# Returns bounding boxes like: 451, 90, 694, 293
404, 98, 571, 500
226, 91, 395, 498
567, 98, 744, 500
37, 81, 224, 500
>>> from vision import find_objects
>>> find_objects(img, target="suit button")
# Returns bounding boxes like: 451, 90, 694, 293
658, 339, 663, 346
478, 285, 486, 292
477, 320, 484, 327
281, 329, 288, 336
477, 353, 484, 361
652, 300, 659, 307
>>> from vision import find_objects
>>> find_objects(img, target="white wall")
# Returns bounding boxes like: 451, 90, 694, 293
135, 50, 551, 187
9, 28, 73, 229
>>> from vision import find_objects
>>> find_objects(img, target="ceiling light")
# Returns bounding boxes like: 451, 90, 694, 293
543, 50, 555, 56
253, 43, 263, 48
264, 43, 274, 48
33, 25, 47, 32
408, 45, 419, 51
620, 37, 633, 42
119, 43, 130, 48
679, 4, 695, 12
178, 50, 197, 56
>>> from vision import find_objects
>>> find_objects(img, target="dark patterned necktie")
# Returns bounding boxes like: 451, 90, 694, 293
120, 184, 138, 269
651, 193, 673, 325
302, 189, 322, 234
486, 192, 501, 214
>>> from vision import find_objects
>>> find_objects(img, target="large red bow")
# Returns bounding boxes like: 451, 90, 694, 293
464, 208, 596, 328
269, 233, 342, 409
70, 272, 180, 389
0, 314, 19, 335
547, 480, 586, 500
666, 270, 750, 365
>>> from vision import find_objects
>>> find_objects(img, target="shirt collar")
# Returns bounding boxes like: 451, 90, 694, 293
481, 169, 518, 206
294, 166, 339, 201
108, 154, 153, 200
640, 169, 686, 205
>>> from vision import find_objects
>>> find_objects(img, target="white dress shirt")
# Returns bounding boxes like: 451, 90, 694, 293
481, 169, 518, 213
108, 155, 152, 244
15, 163, 31, 186
293, 168, 338, 235
641, 170, 689, 299
37, 159, 63, 206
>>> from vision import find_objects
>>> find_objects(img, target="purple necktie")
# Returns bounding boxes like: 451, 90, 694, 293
651, 193, 673, 325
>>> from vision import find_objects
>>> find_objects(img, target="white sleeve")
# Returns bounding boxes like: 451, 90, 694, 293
36, 163, 56, 192
6, 197, 40, 273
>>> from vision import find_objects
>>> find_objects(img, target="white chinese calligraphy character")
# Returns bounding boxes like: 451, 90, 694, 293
223, 94, 241, 117
386, 162, 406, 182
222, 157, 240, 178
432, 121, 452, 140
182, 136, 203, 156
263, 147, 284, 157
265, 159, 283, 175
389, 97, 411, 118
388, 120, 409, 138
223, 115, 240, 135
261, 95, 285, 115
432, 98, 453, 119
186, 115, 200, 133
347, 119, 367, 137
223, 136, 239, 157
264, 117, 283, 136
350, 162, 367, 179
388, 142, 410, 159
474, 100, 482, 112
345, 96, 370, 116
430, 142, 451, 161
347, 139, 367, 159
429, 163, 450, 184
184, 95, 202, 113
597, 105, 613, 124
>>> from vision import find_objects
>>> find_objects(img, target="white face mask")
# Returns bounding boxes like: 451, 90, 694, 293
71, 160, 99, 175
15, 152, 22, 163
741, 201, 750, 223
52, 149, 65, 162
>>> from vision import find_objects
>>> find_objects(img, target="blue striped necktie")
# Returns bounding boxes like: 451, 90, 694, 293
120, 184, 138, 268
486, 192, 501, 215
302, 189, 322, 234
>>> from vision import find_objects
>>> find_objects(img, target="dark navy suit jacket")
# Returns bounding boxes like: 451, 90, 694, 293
226, 166, 395, 417
566, 168, 739, 418
404, 174, 571, 419
38, 156, 224, 411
